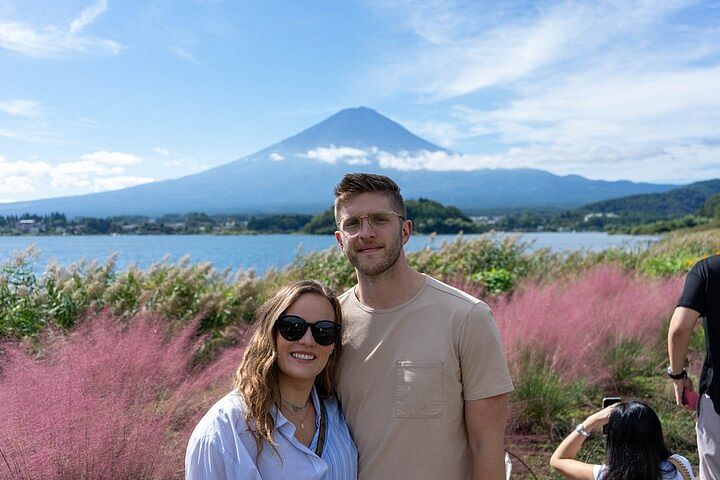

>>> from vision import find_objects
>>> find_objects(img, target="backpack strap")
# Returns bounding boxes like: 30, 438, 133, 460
667, 454, 693, 480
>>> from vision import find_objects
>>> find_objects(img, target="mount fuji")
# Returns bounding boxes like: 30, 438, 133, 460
0, 107, 674, 217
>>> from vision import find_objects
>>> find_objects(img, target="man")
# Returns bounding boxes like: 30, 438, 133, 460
668, 254, 720, 479
332, 173, 513, 479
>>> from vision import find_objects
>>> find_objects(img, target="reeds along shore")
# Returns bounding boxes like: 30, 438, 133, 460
0, 229, 718, 479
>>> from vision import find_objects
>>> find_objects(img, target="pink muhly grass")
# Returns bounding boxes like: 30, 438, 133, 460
0, 312, 245, 480
492, 265, 684, 386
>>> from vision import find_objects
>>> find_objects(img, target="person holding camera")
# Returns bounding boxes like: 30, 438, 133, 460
550, 400, 694, 480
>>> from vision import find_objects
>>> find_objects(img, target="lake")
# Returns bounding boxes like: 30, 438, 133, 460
0, 232, 658, 276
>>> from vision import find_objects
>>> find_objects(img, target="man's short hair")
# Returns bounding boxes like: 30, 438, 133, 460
334, 173, 406, 221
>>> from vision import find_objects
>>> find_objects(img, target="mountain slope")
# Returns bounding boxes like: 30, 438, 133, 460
0, 107, 677, 217
577, 179, 720, 220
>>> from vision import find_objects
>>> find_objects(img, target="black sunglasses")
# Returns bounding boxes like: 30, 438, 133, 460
276, 314, 341, 346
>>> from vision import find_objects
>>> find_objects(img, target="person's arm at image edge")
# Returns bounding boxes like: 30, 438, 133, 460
465, 393, 509, 480
668, 306, 700, 404
549, 406, 613, 480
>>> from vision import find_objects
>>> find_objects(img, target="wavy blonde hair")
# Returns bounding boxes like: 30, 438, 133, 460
234, 280, 343, 456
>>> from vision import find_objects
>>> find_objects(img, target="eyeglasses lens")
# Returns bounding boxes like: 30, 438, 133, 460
277, 315, 339, 346
340, 212, 397, 234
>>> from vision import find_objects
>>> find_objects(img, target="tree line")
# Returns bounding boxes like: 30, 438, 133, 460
3, 190, 718, 236
0, 198, 485, 236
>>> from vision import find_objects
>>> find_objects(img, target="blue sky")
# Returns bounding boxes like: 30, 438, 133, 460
1, 0, 720, 203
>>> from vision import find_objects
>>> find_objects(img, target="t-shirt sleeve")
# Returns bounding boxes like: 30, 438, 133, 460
459, 301, 514, 401
677, 260, 707, 315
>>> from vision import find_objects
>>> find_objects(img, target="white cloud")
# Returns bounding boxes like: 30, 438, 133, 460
401, 119, 463, 147
92, 176, 154, 192
172, 47, 202, 65
450, 65, 720, 147
0, 99, 40, 117
154, 147, 170, 156
0, 155, 52, 195
372, 1, 697, 100
0, 0, 122, 57
0, 155, 52, 177
0, 150, 154, 194
366, 1, 720, 182
49, 159, 123, 189
163, 160, 183, 167
301, 145, 373, 165
269, 152, 284, 161
377, 149, 485, 171
79, 150, 143, 166
0, 176, 36, 195
69, 0, 108, 34
372, 142, 720, 184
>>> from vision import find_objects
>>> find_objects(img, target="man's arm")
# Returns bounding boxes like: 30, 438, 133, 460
668, 306, 700, 405
465, 392, 509, 480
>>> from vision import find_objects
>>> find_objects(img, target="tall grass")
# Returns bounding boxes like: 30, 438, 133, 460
0, 312, 243, 480
0, 251, 264, 349
489, 265, 685, 433
3, 230, 718, 343
494, 265, 683, 386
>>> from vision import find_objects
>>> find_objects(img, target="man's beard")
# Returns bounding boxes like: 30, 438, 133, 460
347, 229, 403, 277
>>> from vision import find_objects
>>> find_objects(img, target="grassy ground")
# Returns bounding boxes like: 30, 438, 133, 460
505, 331, 704, 479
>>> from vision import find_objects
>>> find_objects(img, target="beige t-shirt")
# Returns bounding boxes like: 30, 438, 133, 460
336, 275, 514, 480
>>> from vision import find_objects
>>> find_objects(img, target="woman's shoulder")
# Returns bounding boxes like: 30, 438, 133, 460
189, 390, 248, 443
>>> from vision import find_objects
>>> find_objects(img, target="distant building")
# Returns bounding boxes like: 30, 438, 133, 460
167, 222, 186, 231
470, 215, 503, 225
583, 212, 619, 222
16, 219, 41, 234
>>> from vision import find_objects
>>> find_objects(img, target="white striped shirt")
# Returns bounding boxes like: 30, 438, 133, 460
185, 387, 357, 480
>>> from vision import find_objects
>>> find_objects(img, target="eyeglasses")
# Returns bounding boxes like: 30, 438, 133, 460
337, 211, 405, 235
276, 314, 341, 346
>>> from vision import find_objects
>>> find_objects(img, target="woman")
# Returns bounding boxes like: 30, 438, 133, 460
186, 280, 357, 479
550, 400, 694, 480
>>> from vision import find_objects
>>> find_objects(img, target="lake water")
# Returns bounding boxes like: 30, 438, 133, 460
0, 232, 658, 276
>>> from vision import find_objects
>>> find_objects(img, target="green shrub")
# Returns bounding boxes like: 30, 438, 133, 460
511, 351, 583, 433
408, 234, 540, 293
285, 247, 357, 293
604, 338, 657, 393
471, 267, 516, 294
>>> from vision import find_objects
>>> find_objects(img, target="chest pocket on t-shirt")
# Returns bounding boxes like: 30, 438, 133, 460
395, 361, 443, 418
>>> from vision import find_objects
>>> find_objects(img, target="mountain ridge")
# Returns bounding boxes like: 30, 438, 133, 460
0, 107, 677, 217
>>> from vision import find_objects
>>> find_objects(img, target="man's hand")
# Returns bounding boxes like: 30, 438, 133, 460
673, 377, 694, 406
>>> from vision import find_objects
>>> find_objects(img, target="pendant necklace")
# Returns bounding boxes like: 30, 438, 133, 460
282, 400, 312, 430
282, 397, 309, 414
